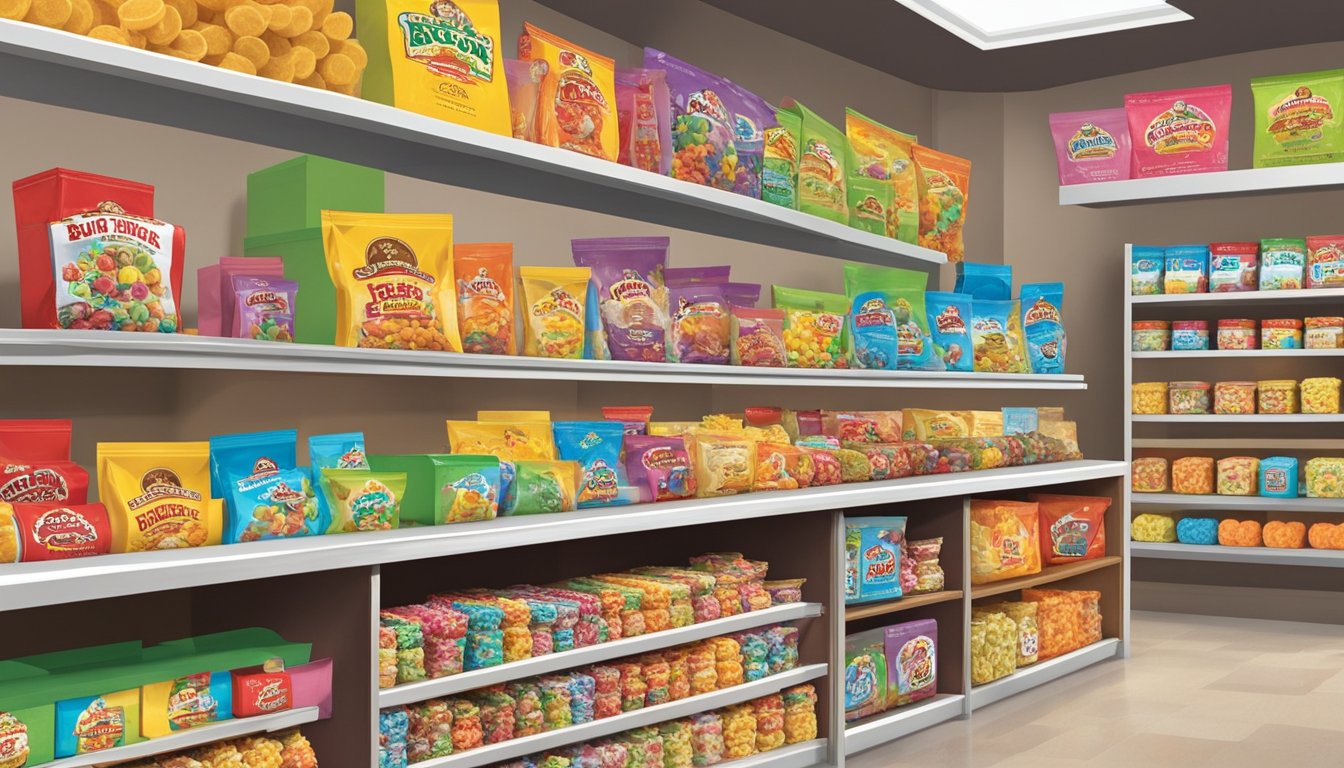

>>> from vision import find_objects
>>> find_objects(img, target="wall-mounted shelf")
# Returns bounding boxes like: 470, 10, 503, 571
1129, 287, 1344, 307
1131, 494, 1344, 512
1131, 414, 1344, 423
969, 556, 1122, 600
1132, 349, 1344, 360
1130, 542, 1344, 567
1060, 164, 1344, 207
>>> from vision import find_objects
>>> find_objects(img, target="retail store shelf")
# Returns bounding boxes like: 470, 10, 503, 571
1130, 542, 1344, 566
1060, 164, 1344, 207
969, 556, 1122, 600
0, 460, 1126, 612
0, 330, 1086, 389
380, 602, 823, 707
1132, 414, 1344, 423
36, 707, 320, 768
408, 665, 827, 768
719, 740, 827, 768
844, 590, 964, 622
1129, 287, 1344, 307
843, 694, 965, 754
1131, 494, 1344, 512
0, 20, 942, 268
969, 639, 1121, 709
1132, 349, 1344, 359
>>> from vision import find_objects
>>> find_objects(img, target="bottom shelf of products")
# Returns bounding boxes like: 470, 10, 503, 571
1131, 541, 1344, 566
843, 694, 965, 756
968, 639, 1121, 710
40, 722, 321, 768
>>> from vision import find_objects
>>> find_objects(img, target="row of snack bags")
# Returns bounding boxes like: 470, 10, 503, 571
1133, 514, 1344, 550
118, 727, 318, 768
1132, 455, 1344, 498
972, 589, 1102, 686
843, 518, 943, 605
969, 496, 1112, 586
843, 619, 937, 722
1130, 238, 1344, 296
1054, 68, 1344, 185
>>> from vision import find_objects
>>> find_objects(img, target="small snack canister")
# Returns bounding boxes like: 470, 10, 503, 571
1131, 320, 1171, 352
1214, 381, 1257, 415
1171, 320, 1210, 350
1257, 379, 1298, 414
1171, 456, 1214, 494
1132, 457, 1168, 493
1132, 382, 1169, 414
1217, 319, 1258, 350
1261, 318, 1304, 349
1301, 377, 1343, 414
1217, 456, 1260, 496
1169, 381, 1211, 414
1260, 457, 1300, 498
1305, 317, 1344, 349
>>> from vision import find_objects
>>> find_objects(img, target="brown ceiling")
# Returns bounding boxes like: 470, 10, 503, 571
535, 0, 1344, 92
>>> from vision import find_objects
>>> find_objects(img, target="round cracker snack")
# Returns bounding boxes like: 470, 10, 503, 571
223, 3, 264, 36
117, 0, 164, 30
290, 28, 327, 57
87, 22, 129, 43
216, 50, 256, 74
1, 0, 32, 20
320, 9, 349, 40
288, 44, 315, 78
232, 34, 269, 67
193, 20, 232, 55
25, 0, 73, 27
145, 5, 182, 45
318, 51, 354, 86
61, 0, 95, 33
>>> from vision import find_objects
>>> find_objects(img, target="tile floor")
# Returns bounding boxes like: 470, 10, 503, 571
846, 611, 1344, 768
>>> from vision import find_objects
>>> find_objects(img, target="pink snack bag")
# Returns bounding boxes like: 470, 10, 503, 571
1049, 108, 1131, 185
1125, 85, 1232, 178
197, 256, 283, 336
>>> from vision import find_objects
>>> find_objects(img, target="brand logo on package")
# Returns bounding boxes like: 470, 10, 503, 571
465, 268, 505, 300
1269, 86, 1334, 141
33, 507, 98, 551
935, 305, 966, 335
863, 544, 895, 579
686, 89, 729, 125
1024, 297, 1060, 326
357, 237, 432, 281
399, 0, 494, 84
1068, 122, 1117, 161
1145, 100, 1216, 154
0, 464, 69, 502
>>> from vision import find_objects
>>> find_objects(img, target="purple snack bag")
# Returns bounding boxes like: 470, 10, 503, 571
722, 282, 761, 309
667, 275, 730, 365
646, 47, 741, 192
199, 256, 283, 337
883, 618, 937, 707
232, 274, 298, 341
665, 266, 730, 284
623, 435, 693, 502
615, 67, 674, 176
721, 79, 776, 199
572, 236, 670, 363
1049, 108, 1131, 185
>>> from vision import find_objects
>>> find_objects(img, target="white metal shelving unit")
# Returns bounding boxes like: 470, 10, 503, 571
1130, 542, 1344, 567
843, 694, 965, 755
1133, 349, 1344, 360
1131, 493, 1344, 512
1060, 164, 1344, 207
1129, 286, 1344, 307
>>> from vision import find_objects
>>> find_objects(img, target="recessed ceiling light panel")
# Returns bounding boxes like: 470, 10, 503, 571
895, 0, 1192, 50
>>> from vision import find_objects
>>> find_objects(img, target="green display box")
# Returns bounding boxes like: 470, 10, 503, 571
247, 155, 384, 239
243, 227, 334, 346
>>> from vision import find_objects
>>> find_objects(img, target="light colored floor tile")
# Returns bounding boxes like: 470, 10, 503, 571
1205, 665, 1337, 695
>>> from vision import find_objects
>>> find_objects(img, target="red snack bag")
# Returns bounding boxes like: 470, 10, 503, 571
0, 419, 74, 461
232, 664, 294, 717
0, 502, 111, 562
1031, 493, 1110, 565
0, 459, 89, 504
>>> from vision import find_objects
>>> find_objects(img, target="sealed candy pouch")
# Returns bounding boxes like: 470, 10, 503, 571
231, 275, 297, 342
972, 299, 1029, 373
506, 460, 578, 515
1030, 493, 1109, 565
0, 501, 111, 562
1130, 246, 1165, 295
781, 99, 848, 223
763, 105, 800, 209
1049, 108, 1132, 185
912, 145, 971, 262
199, 256, 284, 339
668, 278, 730, 365
845, 263, 942, 372
506, 58, 540, 140
1209, 242, 1258, 292
554, 421, 629, 508
1307, 235, 1344, 288
519, 266, 590, 359
722, 79, 775, 199
616, 68, 674, 175
846, 108, 919, 241
209, 429, 299, 501
573, 237, 669, 363
309, 431, 368, 535
926, 292, 973, 372
321, 211, 460, 352
1125, 84, 1233, 177
225, 467, 315, 543
1019, 282, 1066, 374
773, 286, 849, 369
646, 47, 740, 192
438, 455, 501, 523
321, 469, 405, 532
1164, 245, 1209, 294
455, 243, 515, 355
1259, 237, 1308, 289
0, 459, 89, 505
1251, 68, 1344, 168
847, 290, 898, 370
731, 307, 787, 367
98, 441, 220, 552
954, 262, 1013, 301
446, 418, 556, 461
847, 178, 892, 236
693, 433, 756, 498
521, 23, 618, 162
624, 435, 694, 502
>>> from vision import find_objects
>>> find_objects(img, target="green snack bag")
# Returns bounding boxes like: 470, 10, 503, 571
847, 177, 892, 236
372, 453, 501, 526
763, 106, 800, 209
845, 108, 919, 243
505, 460, 578, 516
320, 469, 405, 533
1251, 69, 1344, 168
843, 630, 889, 721
843, 264, 942, 371
773, 285, 849, 369
780, 100, 848, 223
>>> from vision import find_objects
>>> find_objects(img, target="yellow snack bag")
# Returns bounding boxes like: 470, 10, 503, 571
648, 422, 701, 437
969, 499, 1042, 585
520, 23, 618, 162
321, 211, 461, 352
98, 442, 221, 553
519, 266, 589, 359
446, 420, 555, 461
356, 0, 510, 136
901, 409, 970, 441
966, 410, 1004, 438
693, 432, 756, 498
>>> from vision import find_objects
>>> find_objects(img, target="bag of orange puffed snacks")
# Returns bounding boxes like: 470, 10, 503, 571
455, 242, 514, 355
322, 211, 461, 352
98, 442, 222, 553
519, 23, 618, 162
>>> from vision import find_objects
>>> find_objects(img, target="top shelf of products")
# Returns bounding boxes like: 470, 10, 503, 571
1060, 164, 1344, 207
0, 21, 945, 268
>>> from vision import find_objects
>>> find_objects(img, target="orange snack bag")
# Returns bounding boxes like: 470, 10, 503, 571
1217, 519, 1263, 547
1309, 522, 1344, 549
455, 242, 514, 355
520, 23, 617, 162
912, 145, 971, 263
1263, 521, 1306, 549
969, 499, 1041, 584
1031, 493, 1109, 565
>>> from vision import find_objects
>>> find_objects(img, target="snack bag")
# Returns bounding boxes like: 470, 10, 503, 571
969, 499, 1041, 584
1130, 246, 1164, 295
624, 435, 694, 502
1019, 282, 1066, 374
884, 619, 937, 708
722, 80, 775, 199
731, 307, 786, 367
0, 501, 112, 562
1031, 493, 1109, 565
845, 109, 919, 241
446, 419, 555, 460
572, 237, 669, 363
507, 460, 578, 515
98, 442, 219, 552
225, 467, 315, 543
912, 145, 971, 262
438, 455, 501, 523
692, 433, 755, 498
843, 631, 887, 721
845, 263, 942, 371
1307, 235, 1344, 288
321, 211, 460, 351
972, 299, 1029, 373
645, 48, 740, 192
847, 178, 892, 236
954, 262, 1012, 300
358, 0, 510, 136
781, 99, 847, 223
505, 58, 540, 140
763, 105, 800, 209
1251, 68, 1344, 168
231, 276, 297, 342
845, 517, 906, 602
1260, 238, 1308, 290
321, 469, 405, 532
723, 282, 761, 309
1209, 242, 1259, 292
1125, 85, 1233, 177
773, 286, 849, 369
453, 242, 515, 355
667, 280, 730, 365
615, 68, 673, 175
309, 431, 368, 534
1049, 108, 1132, 185
0, 419, 75, 461
554, 421, 628, 508
847, 290, 898, 370
209, 429, 299, 501
200, 257, 285, 339
518, 266, 590, 359
0, 457, 89, 506
521, 24, 618, 161
902, 409, 969, 441
925, 291, 973, 371
1164, 245, 1209, 294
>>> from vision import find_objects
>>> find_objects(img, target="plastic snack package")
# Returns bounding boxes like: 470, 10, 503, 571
405, 699, 453, 761
1305, 316, 1344, 349
1002, 407, 1039, 435
972, 299, 1030, 373
1301, 377, 1342, 413
448, 415, 555, 460
1131, 457, 1168, 493
1208, 242, 1258, 292
721, 79, 776, 199
912, 144, 971, 262
1124, 84, 1233, 177
1176, 517, 1218, 545
1306, 234, 1344, 288
882, 618, 937, 707
322, 211, 459, 351
969, 499, 1041, 585
506, 58, 541, 141
554, 421, 628, 508
955, 261, 1012, 301
506, 460, 579, 515
980, 602, 1038, 667
774, 285, 849, 368
1218, 519, 1263, 547
615, 68, 673, 175
1030, 493, 1109, 565
645, 48, 741, 192
1049, 108, 1131, 185
844, 629, 889, 720
845, 263, 942, 371
970, 612, 1017, 685
224, 466, 315, 543
1131, 512, 1176, 542
454, 242, 514, 355
573, 237, 669, 363
379, 707, 409, 768
0, 451, 89, 505
1131, 245, 1165, 295
98, 441, 220, 553
624, 435, 694, 502
0, 501, 111, 563
1164, 244, 1209, 294
1019, 282, 1066, 374
1309, 522, 1344, 549
1260, 456, 1300, 498
731, 307, 787, 367
823, 410, 903, 444
1305, 457, 1344, 498
778, 99, 848, 223
846, 108, 919, 241
1251, 68, 1344, 167
1259, 237, 1308, 289
230, 275, 297, 341
752, 443, 803, 491
308, 431, 368, 534
763, 105, 801, 209
925, 291, 973, 371
1264, 520, 1308, 549
518, 266, 591, 359
847, 177, 892, 236
845, 517, 907, 603
320, 469, 405, 532
0, 419, 75, 462
1217, 456, 1259, 496
723, 282, 762, 309
781, 685, 818, 744
1021, 588, 1101, 660
908, 537, 945, 593
209, 428, 298, 500
520, 23, 617, 161
667, 272, 731, 364
692, 433, 755, 498
846, 288, 898, 369
1172, 456, 1215, 494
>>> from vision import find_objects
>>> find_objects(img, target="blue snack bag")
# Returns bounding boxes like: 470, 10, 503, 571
1176, 517, 1218, 545
554, 421, 629, 508
1002, 407, 1039, 435
1260, 456, 1299, 498
209, 429, 297, 500
225, 466, 315, 542
845, 516, 908, 603
1163, 245, 1209, 294
308, 432, 368, 535
925, 291, 973, 372
954, 262, 1012, 300
848, 291, 898, 370
1020, 282, 1066, 374
1131, 245, 1165, 295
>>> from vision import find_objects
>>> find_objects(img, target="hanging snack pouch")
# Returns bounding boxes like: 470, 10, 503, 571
847, 178, 892, 236
1164, 245, 1209, 294
507, 460, 578, 515
1125, 84, 1233, 177
773, 286, 849, 369
847, 290, 898, 370
320, 469, 405, 532
1306, 235, 1344, 288
925, 291, 973, 372
668, 278, 731, 365
1130, 246, 1164, 295
1049, 107, 1132, 185
231, 276, 297, 342
1209, 242, 1259, 292
98, 442, 219, 552
972, 299, 1029, 373
455, 243, 515, 355
520, 23, 618, 161
969, 499, 1042, 584
912, 145, 971, 262
846, 109, 919, 241
722, 79, 775, 199
693, 433, 756, 498
0, 502, 111, 562
763, 105, 800, 209
615, 68, 673, 175
225, 467, 315, 543
1251, 69, 1344, 167
321, 211, 460, 351
554, 421, 628, 508
781, 99, 848, 223
731, 308, 787, 367
645, 48, 740, 192
954, 262, 1012, 301
624, 435, 694, 502
518, 266, 590, 359
1020, 282, 1066, 375
1260, 237, 1308, 290
505, 58, 540, 140
1031, 493, 1109, 565
572, 237, 669, 363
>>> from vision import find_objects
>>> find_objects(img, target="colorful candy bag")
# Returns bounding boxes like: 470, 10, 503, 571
969, 499, 1042, 584
972, 299, 1028, 373
1209, 242, 1259, 292
1049, 108, 1131, 185
1031, 493, 1109, 565
1260, 238, 1307, 289
722, 79, 775, 199
321, 211, 460, 351
554, 421, 628, 508
573, 237, 669, 363
0, 502, 111, 563
1307, 235, 1344, 288
615, 68, 673, 175
505, 58, 540, 140
954, 262, 1012, 300
507, 461, 578, 515
521, 23, 618, 161
774, 286, 849, 369
723, 282, 761, 309
912, 145, 971, 262
224, 466, 314, 543
231, 275, 297, 342
667, 275, 730, 364
1131, 245, 1165, 294
624, 436, 694, 502
846, 264, 942, 371
847, 290, 898, 369
846, 178, 892, 236
1125, 85, 1233, 177
438, 455, 500, 523
1020, 282, 1066, 374
1164, 245, 1209, 293
519, 266, 590, 359
1251, 68, 1344, 168
845, 108, 919, 241
308, 431, 367, 535
321, 469, 405, 532
693, 433, 755, 498
763, 105, 800, 209
98, 441, 219, 552
646, 48, 740, 192
782, 99, 848, 223
926, 291, 973, 371
731, 308, 786, 367
455, 243, 514, 355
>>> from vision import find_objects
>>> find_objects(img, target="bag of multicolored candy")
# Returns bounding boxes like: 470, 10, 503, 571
646, 48, 741, 192
624, 435, 695, 502
926, 291, 973, 371
763, 106, 800, 209
773, 286, 849, 369
731, 308, 787, 367
846, 263, 942, 371
507, 460, 579, 515
455, 243, 515, 355
519, 266, 590, 360
321, 469, 405, 533
1131, 245, 1165, 295
1020, 282, 1066, 374
972, 299, 1030, 374
846, 108, 919, 242
554, 421, 633, 508
912, 145, 971, 262
231, 275, 296, 342
722, 79, 776, 199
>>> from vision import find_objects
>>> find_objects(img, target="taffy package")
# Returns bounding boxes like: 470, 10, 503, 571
98, 442, 220, 553
1020, 282, 1066, 374
693, 433, 756, 498
1130, 246, 1165, 295
1049, 108, 1131, 185
972, 299, 1030, 373
615, 68, 673, 175
970, 499, 1041, 584
644, 48, 740, 192
846, 109, 919, 241
1251, 69, 1344, 168
912, 145, 971, 262
0, 502, 111, 563
926, 291, 973, 372
573, 237, 669, 363
1125, 85, 1232, 177
731, 308, 787, 367
519, 23, 618, 161
1031, 493, 1109, 565
667, 272, 731, 365
781, 99, 848, 223
554, 421, 628, 508
519, 266, 590, 359
231, 275, 297, 342
320, 469, 405, 532
773, 286, 849, 369
506, 460, 578, 515
624, 435, 694, 502
454, 243, 514, 355
321, 211, 460, 351
358, 0, 511, 136
846, 178, 892, 237
763, 106, 800, 209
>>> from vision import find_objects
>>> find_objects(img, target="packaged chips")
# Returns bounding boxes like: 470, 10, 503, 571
454, 243, 514, 355
98, 441, 220, 552
554, 421, 628, 508
969, 499, 1041, 585
519, 266, 590, 359
521, 23, 618, 161
1020, 282, 1066, 374
1031, 493, 1109, 565
782, 99, 848, 223
573, 237, 669, 363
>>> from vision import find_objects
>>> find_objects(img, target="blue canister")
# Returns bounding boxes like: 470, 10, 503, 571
1176, 517, 1219, 545
1260, 456, 1299, 498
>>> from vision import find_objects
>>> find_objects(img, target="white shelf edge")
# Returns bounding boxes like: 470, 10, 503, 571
1130, 541, 1344, 567
405, 665, 828, 768
379, 602, 823, 707
36, 706, 320, 768
1131, 493, 1344, 512
1060, 164, 1344, 207
1131, 414, 1344, 423
1129, 287, 1344, 305
968, 639, 1120, 710
1132, 349, 1344, 359
716, 740, 826, 768
843, 694, 965, 755
0, 460, 1126, 613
